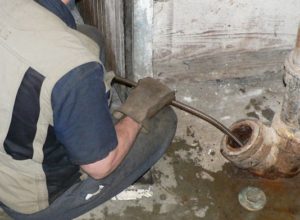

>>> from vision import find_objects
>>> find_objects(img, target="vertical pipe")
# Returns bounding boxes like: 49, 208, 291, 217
129, 0, 154, 81
293, 24, 300, 65
296, 24, 300, 49
281, 25, 300, 129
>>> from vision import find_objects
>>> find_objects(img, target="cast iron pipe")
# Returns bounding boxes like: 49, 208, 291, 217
221, 25, 300, 178
113, 75, 243, 148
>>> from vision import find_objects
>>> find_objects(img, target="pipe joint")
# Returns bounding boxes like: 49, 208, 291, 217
221, 119, 280, 178
221, 114, 300, 178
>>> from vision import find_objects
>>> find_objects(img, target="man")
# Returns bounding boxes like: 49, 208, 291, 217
0, 0, 177, 219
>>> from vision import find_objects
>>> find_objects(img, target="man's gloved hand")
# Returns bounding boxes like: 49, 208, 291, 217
113, 77, 175, 129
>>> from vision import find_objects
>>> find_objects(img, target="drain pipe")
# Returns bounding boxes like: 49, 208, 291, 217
125, 0, 154, 81
221, 26, 300, 178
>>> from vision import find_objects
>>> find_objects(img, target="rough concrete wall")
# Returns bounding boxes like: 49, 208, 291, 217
153, 0, 300, 63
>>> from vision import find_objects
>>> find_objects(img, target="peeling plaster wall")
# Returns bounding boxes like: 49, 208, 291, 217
153, 0, 300, 65
78, 0, 300, 80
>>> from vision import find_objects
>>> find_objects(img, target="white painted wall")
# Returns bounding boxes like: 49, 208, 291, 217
153, 0, 300, 63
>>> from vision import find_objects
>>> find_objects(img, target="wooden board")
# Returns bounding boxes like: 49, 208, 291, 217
77, 0, 125, 78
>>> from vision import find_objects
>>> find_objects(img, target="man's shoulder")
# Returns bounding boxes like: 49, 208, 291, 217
53, 62, 104, 96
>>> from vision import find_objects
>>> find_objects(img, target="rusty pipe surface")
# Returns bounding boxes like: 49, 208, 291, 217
113, 76, 243, 147
221, 25, 300, 178
221, 115, 300, 178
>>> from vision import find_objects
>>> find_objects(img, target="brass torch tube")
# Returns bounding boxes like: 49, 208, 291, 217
113, 76, 243, 148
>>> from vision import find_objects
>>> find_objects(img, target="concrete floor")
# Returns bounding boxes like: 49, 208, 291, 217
2, 49, 300, 220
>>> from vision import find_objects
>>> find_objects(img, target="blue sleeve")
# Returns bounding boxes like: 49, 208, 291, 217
51, 62, 118, 165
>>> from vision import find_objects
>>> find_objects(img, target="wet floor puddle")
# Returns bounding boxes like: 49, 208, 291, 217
166, 139, 300, 220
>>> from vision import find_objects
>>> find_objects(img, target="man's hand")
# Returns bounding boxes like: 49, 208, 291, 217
113, 77, 175, 128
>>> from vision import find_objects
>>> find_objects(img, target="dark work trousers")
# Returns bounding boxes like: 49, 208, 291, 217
2, 107, 177, 220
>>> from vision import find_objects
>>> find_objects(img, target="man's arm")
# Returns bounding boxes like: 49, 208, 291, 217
80, 116, 141, 179
53, 64, 174, 181
80, 77, 175, 180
